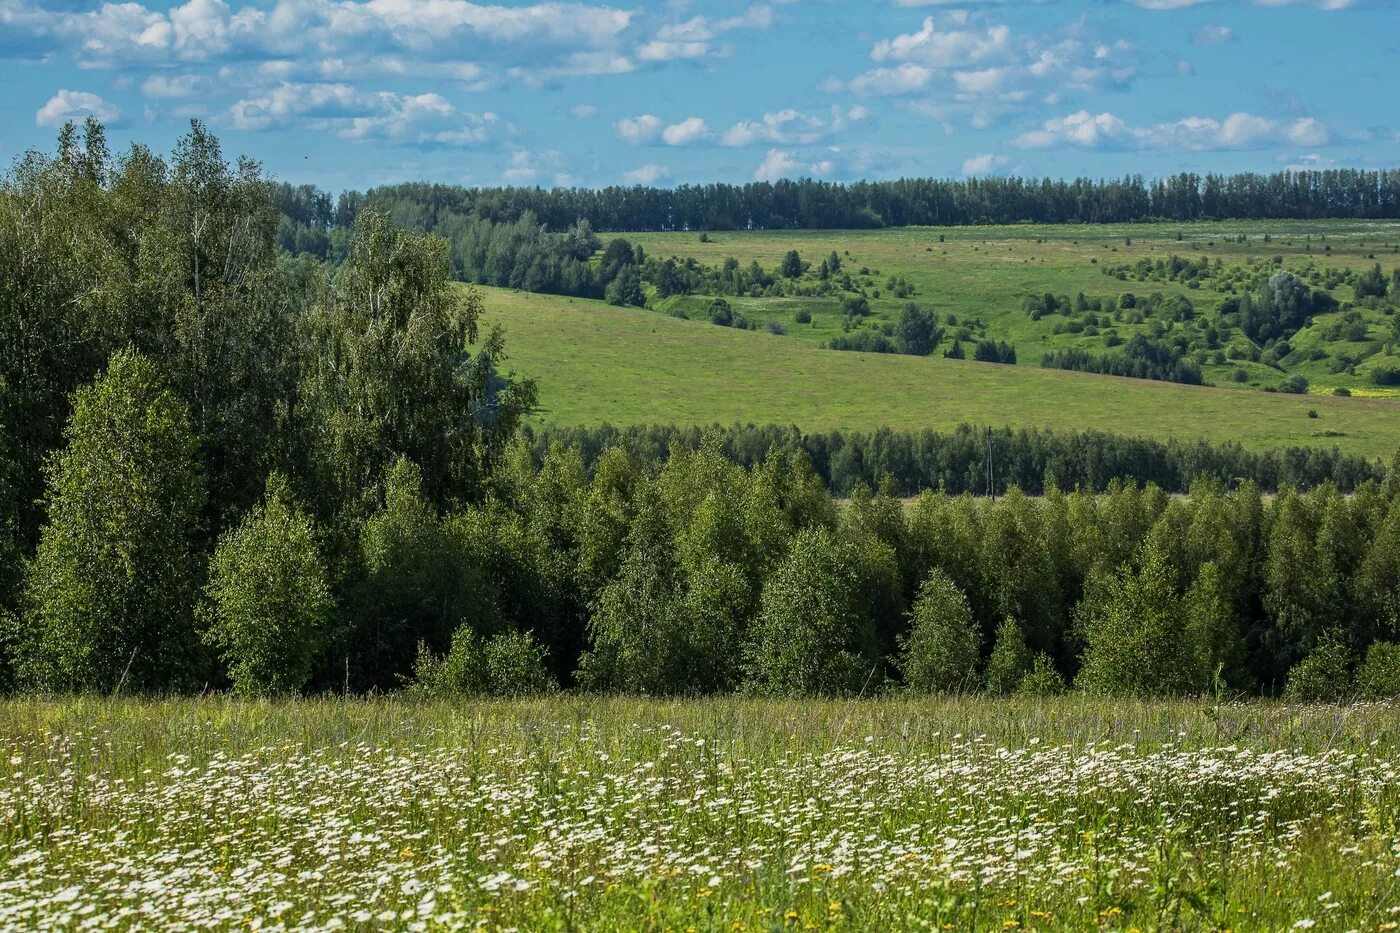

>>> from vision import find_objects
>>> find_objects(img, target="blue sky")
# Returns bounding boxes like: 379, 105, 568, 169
0, 0, 1395, 192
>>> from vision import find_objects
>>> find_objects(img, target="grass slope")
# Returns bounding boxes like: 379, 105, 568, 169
629, 219, 1400, 395
483, 286, 1400, 459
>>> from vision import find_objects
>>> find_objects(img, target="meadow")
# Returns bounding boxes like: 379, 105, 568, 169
627, 219, 1400, 395
482, 285, 1400, 459
2, 696, 1399, 931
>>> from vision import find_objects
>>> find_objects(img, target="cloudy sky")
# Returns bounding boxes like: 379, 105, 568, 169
0, 0, 1395, 191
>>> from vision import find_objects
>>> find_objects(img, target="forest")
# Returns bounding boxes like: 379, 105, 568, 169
275, 168, 1400, 248
3, 121, 1400, 703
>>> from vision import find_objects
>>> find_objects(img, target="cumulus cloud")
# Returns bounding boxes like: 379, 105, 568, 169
722, 106, 870, 147
837, 12, 1137, 130
36, 89, 121, 127
228, 82, 500, 145
635, 4, 774, 63
3, 0, 636, 72
1014, 110, 1329, 150
752, 148, 845, 182
615, 113, 662, 144
661, 117, 711, 146
570, 103, 599, 118
616, 114, 711, 146
623, 163, 669, 184
961, 153, 1014, 175
141, 73, 206, 98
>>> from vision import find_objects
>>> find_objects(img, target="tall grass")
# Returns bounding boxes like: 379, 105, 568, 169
2, 696, 1399, 929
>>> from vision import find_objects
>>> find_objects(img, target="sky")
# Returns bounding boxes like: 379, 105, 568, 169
0, 0, 1396, 193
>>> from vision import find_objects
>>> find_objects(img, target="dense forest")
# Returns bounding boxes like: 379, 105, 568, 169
276, 169, 1400, 247
3, 121, 1400, 702
524, 424, 1381, 498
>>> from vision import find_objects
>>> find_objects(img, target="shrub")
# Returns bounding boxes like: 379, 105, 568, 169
1355, 642, 1400, 700
1284, 638, 1353, 702
764, 318, 787, 336
794, 309, 812, 324
984, 617, 1031, 696
1018, 653, 1067, 696
1278, 374, 1309, 395
709, 298, 734, 327
409, 628, 556, 698
899, 570, 980, 693
202, 476, 332, 695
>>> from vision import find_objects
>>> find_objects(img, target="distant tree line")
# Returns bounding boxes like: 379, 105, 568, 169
523, 423, 1381, 497
276, 169, 1400, 239
5, 123, 1399, 703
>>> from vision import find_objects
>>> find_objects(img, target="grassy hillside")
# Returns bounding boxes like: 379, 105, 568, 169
624, 219, 1400, 396
481, 286, 1400, 459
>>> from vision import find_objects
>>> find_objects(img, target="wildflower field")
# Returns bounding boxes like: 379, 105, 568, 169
2, 697, 1400, 931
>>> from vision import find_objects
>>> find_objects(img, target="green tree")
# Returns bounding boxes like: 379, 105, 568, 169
743, 527, 877, 696
1076, 543, 1198, 696
301, 208, 536, 527
984, 617, 1031, 696
895, 304, 942, 356
20, 349, 205, 692
576, 482, 689, 693
202, 476, 332, 695
354, 458, 485, 690
900, 570, 980, 693
780, 249, 804, 279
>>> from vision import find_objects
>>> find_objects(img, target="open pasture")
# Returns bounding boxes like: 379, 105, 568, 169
483, 286, 1400, 460
627, 220, 1400, 395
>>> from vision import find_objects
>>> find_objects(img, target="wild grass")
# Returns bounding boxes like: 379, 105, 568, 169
3, 695, 1399, 930
483, 286, 1400, 459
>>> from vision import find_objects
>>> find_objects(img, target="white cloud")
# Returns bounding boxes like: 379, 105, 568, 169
840, 13, 1138, 125
35, 89, 121, 127
7, 0, 637, 73
615, 113, 662, 144
847, 63, 934, 96
961, 153, 1013, 175
872, 17, 1012, 68
616, 114, 711, 146
721, 105, 869, 147
1014, 110, 1330, 151
570, 103, 599, 118
141, 73, 205, 98
1191, 23, 1234, 44
636, 4, 774, 62
661, 117, 711, 146
752, 148, 840, 182
623, 163, 669, 184
228, 82, 500, 145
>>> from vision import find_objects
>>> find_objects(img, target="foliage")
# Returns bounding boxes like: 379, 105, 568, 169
1284, 637, 1354, 702
1355, 642, 1400, 700
900, 570, 980, 693
408, 627, 556, 697
743, 528, 877, 696
19, 349, 205, 693
202, 476, 332, 695
984, 618, 1032, 696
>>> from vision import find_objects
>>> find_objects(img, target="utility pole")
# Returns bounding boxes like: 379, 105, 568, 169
985, 427, 995, 499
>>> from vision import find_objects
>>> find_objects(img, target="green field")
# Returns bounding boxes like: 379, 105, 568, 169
483, 286, 1400, 459
3, 696, 1398, 930
624, 219, 1400, 395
